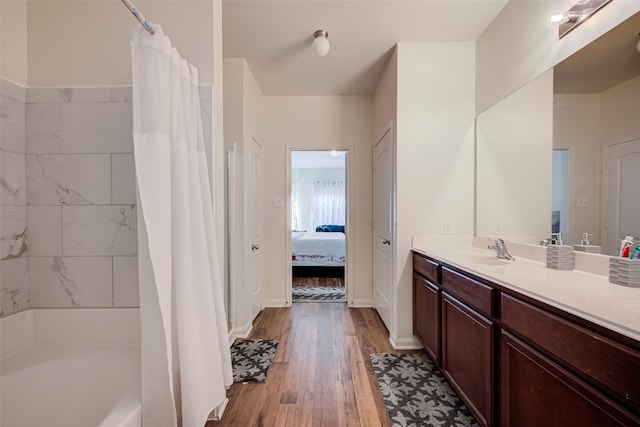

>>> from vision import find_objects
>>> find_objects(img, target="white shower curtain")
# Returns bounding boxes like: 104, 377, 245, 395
131, 25, 232, 427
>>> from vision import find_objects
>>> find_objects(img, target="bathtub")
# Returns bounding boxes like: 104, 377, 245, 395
1, 308, 141, 427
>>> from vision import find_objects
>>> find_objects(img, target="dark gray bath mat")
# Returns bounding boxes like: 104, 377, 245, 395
231, 338, 279, 383
369, 353, 479, 427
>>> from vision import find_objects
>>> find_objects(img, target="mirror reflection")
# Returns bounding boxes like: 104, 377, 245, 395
476, 12, 640, 255
553, 11, 640, 255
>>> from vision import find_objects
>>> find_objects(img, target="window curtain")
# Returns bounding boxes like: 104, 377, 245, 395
131, 25, 232, 427
312, 180, 345, 226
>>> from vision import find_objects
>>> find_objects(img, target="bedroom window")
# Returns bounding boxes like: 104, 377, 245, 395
312, 180, 345, 226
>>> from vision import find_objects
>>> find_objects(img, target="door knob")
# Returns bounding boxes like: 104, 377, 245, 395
251, 244, 260, 251
382, 239, 390, 245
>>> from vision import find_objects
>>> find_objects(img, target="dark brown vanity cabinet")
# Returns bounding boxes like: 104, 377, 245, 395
412, 251, 640, 427
500, 293, 640, 427
413, 255, 496, 427
501, 331, 638, 427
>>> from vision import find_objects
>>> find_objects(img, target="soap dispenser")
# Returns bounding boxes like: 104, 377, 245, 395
573, 232, 602, 254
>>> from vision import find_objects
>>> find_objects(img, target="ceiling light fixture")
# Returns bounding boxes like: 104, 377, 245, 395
312, 30, 330, 57
551, 0, 612, 39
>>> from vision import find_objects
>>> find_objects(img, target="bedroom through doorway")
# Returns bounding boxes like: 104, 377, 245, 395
290, 150, 347, 303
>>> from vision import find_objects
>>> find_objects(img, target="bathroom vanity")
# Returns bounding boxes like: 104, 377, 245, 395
412, 242, 640, 427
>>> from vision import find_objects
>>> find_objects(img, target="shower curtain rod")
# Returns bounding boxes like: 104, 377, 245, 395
121, 0, 155, 35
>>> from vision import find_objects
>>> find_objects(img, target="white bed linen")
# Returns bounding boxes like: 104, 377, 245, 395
291, 232, 345, 258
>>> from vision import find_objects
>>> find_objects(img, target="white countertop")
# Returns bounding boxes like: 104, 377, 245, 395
412, 235, 640, 342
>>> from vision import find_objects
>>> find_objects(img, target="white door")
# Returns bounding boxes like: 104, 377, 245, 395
248, 135, 264, 321
373, 128, 393, 330
606, 138, 640, 255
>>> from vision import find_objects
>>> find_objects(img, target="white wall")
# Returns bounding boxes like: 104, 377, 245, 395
477, 0, 640, 113
476, 70, 553, 243
212, 0, 225, 284
373, 48, 398, 142
392, 42, 476, 348
27, 0, 213, 86
600, 75, 640, 144
1, 0, 28, 84
260, 95, 373, 307
223, 59, 244, 151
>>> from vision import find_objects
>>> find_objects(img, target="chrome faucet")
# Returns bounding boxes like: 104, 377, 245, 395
488, 238, 515, 261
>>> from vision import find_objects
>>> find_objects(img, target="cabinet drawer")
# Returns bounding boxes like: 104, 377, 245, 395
501, 293, 640, 412
413, 273, 441, 365
413, 252, 441, 284
441, 267, 495, 317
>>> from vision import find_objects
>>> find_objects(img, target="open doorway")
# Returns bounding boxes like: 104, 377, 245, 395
290, 150, 347, 303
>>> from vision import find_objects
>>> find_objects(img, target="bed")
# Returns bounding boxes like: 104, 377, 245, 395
291, 231, 345, 277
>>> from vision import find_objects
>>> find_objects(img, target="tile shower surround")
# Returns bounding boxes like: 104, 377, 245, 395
1, 79, 29, 316
1, 79, 213, 317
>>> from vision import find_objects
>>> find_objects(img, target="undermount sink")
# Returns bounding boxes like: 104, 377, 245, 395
457, 251, 512, 266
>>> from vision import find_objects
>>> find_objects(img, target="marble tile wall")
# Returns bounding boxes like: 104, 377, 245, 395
25, 86, 139, 310
1, 82, 213, 317
1, 79, 30, 316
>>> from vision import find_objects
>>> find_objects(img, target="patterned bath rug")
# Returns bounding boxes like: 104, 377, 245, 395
292, 286, 346, 303
369, 353, 479, 427
231, 338, 279, 383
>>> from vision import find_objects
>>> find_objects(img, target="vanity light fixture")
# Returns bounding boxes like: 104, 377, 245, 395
312, 30, 330, 57
550, 11, 584, 24
636, 33, 640, 53
551, 0, 612, 39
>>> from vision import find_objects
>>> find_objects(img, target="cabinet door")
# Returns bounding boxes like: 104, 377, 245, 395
501, 331, 640, 427
442, 293, 494, 427
413, 273, 441, 365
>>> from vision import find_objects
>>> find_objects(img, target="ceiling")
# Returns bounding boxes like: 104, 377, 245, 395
554, 11, 640, 94
222, 0, 509, 96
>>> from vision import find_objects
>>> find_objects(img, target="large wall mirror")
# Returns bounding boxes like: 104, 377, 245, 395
476, 11, 640, 255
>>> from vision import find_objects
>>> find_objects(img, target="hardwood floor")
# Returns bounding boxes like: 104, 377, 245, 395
208, 303, 422, 427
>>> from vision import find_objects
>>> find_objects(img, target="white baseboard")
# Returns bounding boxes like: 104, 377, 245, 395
389, 334, 422, 350
228, 319, 253, 344
348, 299, 374, 308
264, 299, 289, 307
265, 299, 371, 308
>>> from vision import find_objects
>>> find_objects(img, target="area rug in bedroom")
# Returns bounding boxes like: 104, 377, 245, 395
292, 286, 346, 303
230, 339, 279, 383
369, 353, 479, 427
